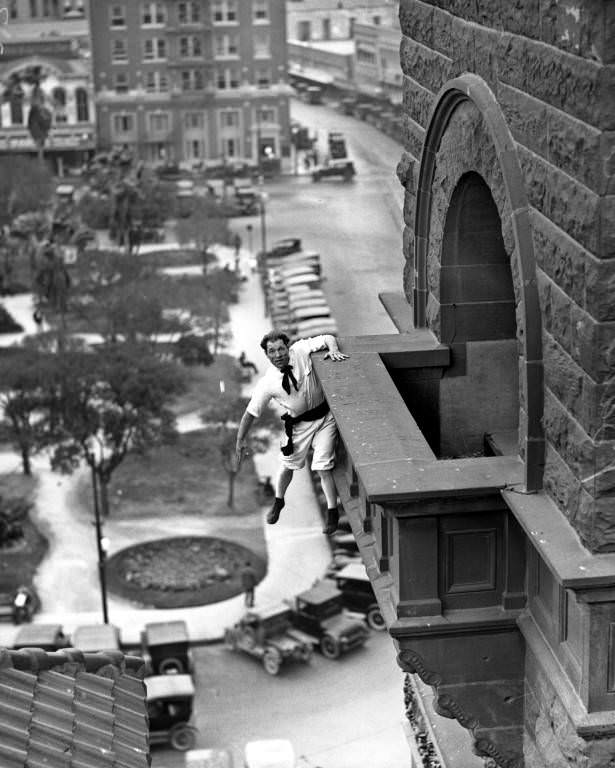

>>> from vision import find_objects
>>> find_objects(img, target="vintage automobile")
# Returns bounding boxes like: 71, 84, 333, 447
224, 604, 313, 675
12, 623, 70, 651
146, 673, 197, 751
312, 159, 356, 183
287, 580, 369, 659
0, 585, 39, 625
71, 623, 121, 652
327, 562, 386, 631
142, 620, 193, 675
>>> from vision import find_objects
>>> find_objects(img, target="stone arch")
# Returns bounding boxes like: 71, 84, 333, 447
413, 74, 544, 490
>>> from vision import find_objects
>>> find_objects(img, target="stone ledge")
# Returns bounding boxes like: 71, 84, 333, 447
390, 606, 521, 638
379, 291, 414, 333
520, 612, 615, 737
357, 455, 524, 504
502, 489, 615, 589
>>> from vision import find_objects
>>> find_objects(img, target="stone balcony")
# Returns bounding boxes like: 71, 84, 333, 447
313, 314, 615, 767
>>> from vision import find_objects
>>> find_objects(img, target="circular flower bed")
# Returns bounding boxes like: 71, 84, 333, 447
105, 536, 265, 609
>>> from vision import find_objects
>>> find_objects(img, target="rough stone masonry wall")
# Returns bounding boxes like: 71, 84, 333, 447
397, 0, 615, 553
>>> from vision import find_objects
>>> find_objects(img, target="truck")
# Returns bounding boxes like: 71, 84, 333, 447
287, 580, 369, 659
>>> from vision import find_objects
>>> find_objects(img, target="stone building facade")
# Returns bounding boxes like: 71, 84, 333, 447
315, 1, 615, 766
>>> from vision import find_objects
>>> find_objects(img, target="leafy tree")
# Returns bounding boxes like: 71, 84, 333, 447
0, 345, 58, 475
0, 156, 54, 227
200, 393, 276, 509
175, 195, 229, 258
48, 342, 186, 517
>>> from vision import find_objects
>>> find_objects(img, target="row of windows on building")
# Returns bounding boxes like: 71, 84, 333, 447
109, 0, 269, 28
111, 67, 273, 93
1, 87, 90, 126
113, 105, 275, 132
6, 0, 84, 19
109, 30, 271, 62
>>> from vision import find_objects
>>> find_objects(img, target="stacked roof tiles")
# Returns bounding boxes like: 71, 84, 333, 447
0, 647, 150, 768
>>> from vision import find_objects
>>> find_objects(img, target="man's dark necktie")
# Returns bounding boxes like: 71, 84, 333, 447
281, 364, 298, 395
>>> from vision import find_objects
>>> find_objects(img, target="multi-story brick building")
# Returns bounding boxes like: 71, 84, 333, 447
313, 1, 615, 766
0, 0, 95, 174
89, 0, 292, 168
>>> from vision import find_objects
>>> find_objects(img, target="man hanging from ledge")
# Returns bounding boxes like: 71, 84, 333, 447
235, 330, 349, 535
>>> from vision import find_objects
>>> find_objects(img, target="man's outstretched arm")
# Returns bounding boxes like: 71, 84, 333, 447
321, 334, 349, 362
234, 410, 256, 469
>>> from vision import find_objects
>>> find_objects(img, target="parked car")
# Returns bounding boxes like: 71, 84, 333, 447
327, 562, 386, 631
312, 160, 356, 183
142, 620, 193, 675
155, 162, 183, 180
71, 623, 121, 652
288, 580, 369, 659
0, 585, 39, 625
244, 739, 295, 768
233, 186, 259, 215
224, 605, 313, 675
262, 238, 302, 260
12, 623, 70, 651
294, 318, 339, 337
146, 674, 197, 751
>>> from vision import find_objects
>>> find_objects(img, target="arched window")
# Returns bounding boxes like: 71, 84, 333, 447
10, 92, 24, 125
52, 86, 66, 107
75, 88, 89, 122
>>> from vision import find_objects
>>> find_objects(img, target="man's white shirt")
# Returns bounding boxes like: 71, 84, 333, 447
246, 335, 329, 418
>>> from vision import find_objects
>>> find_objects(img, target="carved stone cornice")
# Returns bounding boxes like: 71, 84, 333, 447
398, 649, 523, 768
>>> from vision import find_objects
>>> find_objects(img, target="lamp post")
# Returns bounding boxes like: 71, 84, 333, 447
90, 460, 109, 624
246, 223, 253, 253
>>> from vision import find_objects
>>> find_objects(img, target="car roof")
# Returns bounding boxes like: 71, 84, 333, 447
145, 674, 195, 701
296, 580, 342, 604
244, 740, 295, 768
185, 749, 234, 768
291, 306, 332, 320
245, 604, 291, 621
14, 623, 64, 645
71, 624, 120, 652
144, 620, 189, 644
335, 562, 369, 581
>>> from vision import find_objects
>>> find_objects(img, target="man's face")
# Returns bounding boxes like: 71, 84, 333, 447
265, 339, 290, 370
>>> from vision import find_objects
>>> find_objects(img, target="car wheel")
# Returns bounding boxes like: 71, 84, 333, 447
367, 605, 386, 631
312, 173, 321, 182
320, 634, 341, 659
169, 724, 196, 751
263, 648, 282, 675
224, 630, 237, 651
159, 657, 183, 674
343, 170, 352, 182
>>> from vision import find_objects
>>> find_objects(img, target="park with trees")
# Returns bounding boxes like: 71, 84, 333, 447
0, 149, 272, 613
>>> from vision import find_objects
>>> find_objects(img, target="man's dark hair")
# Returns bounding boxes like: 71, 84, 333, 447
260, 330, 290, 352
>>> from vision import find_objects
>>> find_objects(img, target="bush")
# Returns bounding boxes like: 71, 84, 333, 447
174, 334, 214, 366
78, 192, 112, 230
0, 495, 30, 548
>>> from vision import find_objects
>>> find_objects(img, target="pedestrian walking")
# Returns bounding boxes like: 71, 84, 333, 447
241, 560, 257, 608
235, 331, 349, 534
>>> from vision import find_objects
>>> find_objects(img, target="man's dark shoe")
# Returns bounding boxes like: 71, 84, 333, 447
267, 497, 285, 524
323, 507, 339, 535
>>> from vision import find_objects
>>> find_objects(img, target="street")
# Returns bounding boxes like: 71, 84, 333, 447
235, 98, 407, 336
151, 101, 413, 768
152, 631, 411, 768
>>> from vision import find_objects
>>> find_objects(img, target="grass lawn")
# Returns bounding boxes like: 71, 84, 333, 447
0, 473, 48, 593
171, 354, 243, 415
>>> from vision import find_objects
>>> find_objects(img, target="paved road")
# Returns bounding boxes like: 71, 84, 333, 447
234, 98, 408, 337
151, 630, 412, 768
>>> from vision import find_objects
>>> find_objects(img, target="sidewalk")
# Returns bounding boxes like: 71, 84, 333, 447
0, 244, 331, 649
